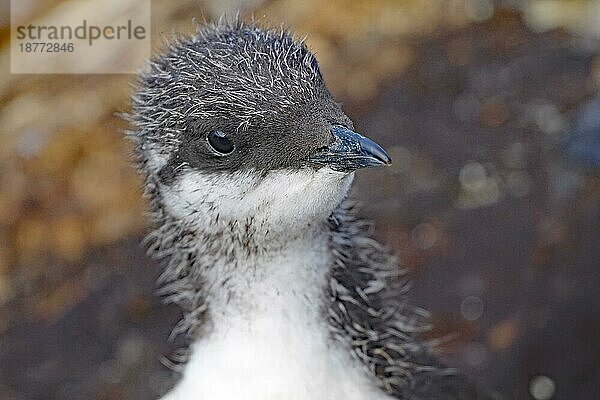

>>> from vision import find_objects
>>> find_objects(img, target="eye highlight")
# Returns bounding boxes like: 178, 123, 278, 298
207, 130, 234, 155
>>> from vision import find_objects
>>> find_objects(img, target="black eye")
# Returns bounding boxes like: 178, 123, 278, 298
207, 130, 234, 155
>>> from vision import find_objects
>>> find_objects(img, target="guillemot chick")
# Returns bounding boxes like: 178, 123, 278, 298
128, 21, 496, 400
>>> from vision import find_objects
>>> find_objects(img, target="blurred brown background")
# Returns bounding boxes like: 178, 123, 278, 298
1, 1, 599, 399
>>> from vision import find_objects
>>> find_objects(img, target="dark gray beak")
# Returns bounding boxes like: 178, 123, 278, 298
308, 125, 392, 172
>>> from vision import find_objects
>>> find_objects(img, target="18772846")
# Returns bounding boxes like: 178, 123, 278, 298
18, 42, 74, 52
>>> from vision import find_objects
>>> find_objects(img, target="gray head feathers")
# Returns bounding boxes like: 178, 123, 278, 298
129, 20, 350, 181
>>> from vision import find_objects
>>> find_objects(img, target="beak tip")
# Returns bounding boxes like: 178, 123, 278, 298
365, 142, 392, 167
378, 153, 392, 166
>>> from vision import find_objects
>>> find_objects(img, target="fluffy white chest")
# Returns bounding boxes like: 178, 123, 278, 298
162, 314, 393, 400
160, 240, 393, 400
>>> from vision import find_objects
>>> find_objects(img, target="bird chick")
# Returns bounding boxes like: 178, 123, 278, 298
127, 20, 495, 400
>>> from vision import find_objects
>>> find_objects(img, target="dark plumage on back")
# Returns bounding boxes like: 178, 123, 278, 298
329, 204, 499, 400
